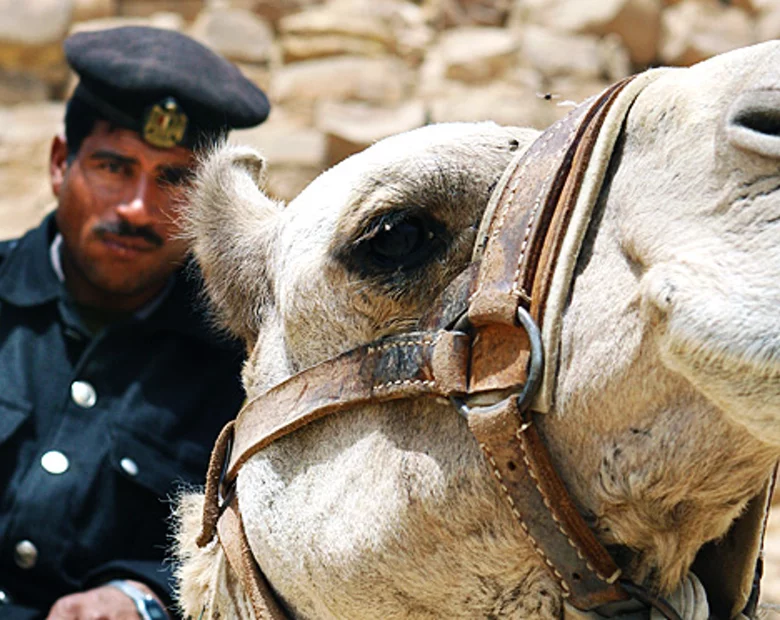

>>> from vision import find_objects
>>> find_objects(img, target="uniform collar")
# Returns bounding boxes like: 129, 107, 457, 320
0, 212, 63, 307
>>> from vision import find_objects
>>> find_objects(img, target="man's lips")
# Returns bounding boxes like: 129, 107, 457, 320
99, 232, 160, 254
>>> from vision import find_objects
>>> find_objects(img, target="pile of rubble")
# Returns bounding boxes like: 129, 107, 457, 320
0, 0, 777, 238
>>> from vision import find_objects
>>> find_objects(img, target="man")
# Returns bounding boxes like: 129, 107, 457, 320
0, 26, 270, 619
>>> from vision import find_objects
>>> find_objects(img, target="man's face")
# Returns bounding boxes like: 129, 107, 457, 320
51, 121, 196, 311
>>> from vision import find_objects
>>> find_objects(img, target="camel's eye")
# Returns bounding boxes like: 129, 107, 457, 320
348, 209, 448, 274
371, 215, 426, 262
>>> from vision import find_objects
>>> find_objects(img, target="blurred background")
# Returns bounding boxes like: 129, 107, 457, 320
2, 0, 779, 239
0, 0, 779, 611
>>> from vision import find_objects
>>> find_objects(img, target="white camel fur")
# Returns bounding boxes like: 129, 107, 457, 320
174, 41, 780, 619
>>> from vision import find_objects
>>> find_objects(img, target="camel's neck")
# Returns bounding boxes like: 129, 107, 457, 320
538, 286, 777, 593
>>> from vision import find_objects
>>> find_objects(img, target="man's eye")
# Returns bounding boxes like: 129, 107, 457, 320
158, 168, 194, 187
99, 161, 124, 174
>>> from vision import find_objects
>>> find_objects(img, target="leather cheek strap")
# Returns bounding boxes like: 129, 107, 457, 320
216, 496, 290, 620
198, 329, 471, 548
466, 398, 626, 610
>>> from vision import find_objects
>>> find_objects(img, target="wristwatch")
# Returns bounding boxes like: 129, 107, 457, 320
107, 579, 168, 620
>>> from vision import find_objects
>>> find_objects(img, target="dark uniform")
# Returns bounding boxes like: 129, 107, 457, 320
0, 25, 269, 620
0, 215, 245, 618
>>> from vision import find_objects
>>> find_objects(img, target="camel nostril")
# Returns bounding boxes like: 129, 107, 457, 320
726, 90, 780, 159
733, 108, 780, 137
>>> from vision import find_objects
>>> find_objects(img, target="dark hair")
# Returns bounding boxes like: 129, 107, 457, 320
64, 96, 101, 161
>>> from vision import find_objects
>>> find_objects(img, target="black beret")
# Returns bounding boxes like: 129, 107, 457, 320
64, 26, 270, 149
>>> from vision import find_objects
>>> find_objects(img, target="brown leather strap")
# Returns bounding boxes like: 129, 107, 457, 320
218, 495, 291, 619
225, 329, 470, 481
461, 77, 639, 611
199, 330, 469, 547
469, 76, 634, 327
528, 80, 633, 329
466, 78, 635, 396
467, 398, 626, 610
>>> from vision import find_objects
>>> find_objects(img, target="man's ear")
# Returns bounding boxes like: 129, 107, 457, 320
49, 135, 69, 198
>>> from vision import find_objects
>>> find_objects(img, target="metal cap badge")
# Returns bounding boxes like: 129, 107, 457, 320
143, 97, 188, 148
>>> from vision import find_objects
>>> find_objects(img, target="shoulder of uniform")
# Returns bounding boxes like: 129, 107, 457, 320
0, 237, 19, 264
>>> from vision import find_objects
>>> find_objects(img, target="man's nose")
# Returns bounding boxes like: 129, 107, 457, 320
115, 174, 158, 227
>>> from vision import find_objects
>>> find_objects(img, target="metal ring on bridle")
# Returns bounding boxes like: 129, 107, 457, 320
450, 305, 544, 418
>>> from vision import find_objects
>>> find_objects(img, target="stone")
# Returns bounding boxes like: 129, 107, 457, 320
0, 102, 64, 240
423, 0, 512, 28
662, 0, 757, 8
0, 0, 74, 45
0, 70, 51, 104
0, 0, 73, 91
512, 0, 662, 67
230, 112, 327, 201
189, 6, 274, 64
442, 27, 520, 83
281, 35, 388, 62
279, 8, 393, 43
271, 55, 413, 106
73, 0, 119, 21
117, 0, 204, 21
660, 0, 757, 66
0, 42, 69, 90
521, 26, 608, 81
0, 102, 64, 167
757, 6, 780, 41
247, 0, 324, 26
278, 7, 393, 61
315, 100, 426, 165
428, 81, 562, 130
69, 13, 186, 35
419, 26, 519, 86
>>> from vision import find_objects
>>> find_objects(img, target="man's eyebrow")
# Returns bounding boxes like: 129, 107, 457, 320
156, 163, 193, 174
89, 150, 138, 166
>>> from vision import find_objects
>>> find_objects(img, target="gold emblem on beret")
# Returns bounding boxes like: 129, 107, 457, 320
143, 97, 188, 148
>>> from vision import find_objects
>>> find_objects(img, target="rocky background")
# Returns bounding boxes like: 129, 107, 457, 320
1, 0, 780, 613
2, 0, 780, 239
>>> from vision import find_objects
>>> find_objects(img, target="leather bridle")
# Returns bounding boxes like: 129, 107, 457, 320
193, 73, 768, 620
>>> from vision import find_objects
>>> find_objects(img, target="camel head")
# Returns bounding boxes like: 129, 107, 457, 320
175, 41, 780, 620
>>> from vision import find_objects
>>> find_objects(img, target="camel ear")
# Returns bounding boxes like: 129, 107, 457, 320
185, 144, 283, 344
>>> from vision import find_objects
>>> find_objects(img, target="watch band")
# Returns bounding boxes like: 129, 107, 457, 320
107, 579, 168, 620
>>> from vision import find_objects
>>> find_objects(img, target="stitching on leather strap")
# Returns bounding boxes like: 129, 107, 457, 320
513, 425, 611, 584
374, 379, 437, 392
479, 442, 572, 598
366, 333, 440, 354
510, 120, 578, 300
371, 332, 443, 392
469, 123, 550, 305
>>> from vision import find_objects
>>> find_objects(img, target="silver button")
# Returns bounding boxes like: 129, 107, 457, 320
14, 540, 38, 570
71, 381, 97, 408
41, 450, 69, 474
120, 457, 139, 477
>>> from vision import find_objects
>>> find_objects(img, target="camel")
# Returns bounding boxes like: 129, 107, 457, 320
173, 41, 780, 620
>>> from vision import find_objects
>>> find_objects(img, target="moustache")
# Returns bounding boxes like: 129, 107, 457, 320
94, 220, 164, 248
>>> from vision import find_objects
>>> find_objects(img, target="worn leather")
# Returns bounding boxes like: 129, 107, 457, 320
467, 398, 627, 610
461, 78, 638, 611
467, 78, 634, 397
217, 496, 290, 620
690, 469, 776, 619
225, 330, 470, 481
